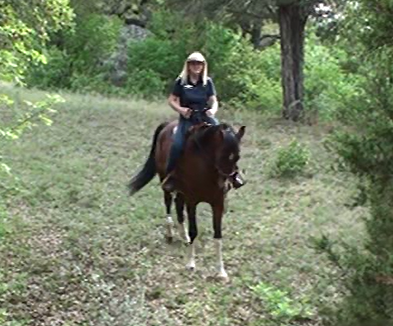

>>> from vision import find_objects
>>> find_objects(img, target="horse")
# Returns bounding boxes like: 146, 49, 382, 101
128, 110, 245, 279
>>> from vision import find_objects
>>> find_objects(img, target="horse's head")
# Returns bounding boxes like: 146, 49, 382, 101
214, 124, 246, 177
192, 123, 246, 178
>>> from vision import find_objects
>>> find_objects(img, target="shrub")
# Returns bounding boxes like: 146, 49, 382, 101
251, 282, 313, 322
268, 140, 311, 177
323, 51, 393, 325
26, 14, 122, 92
304, 32, 361, 121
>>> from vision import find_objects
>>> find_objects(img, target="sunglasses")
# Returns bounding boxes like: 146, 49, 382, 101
188, 60, 204, 65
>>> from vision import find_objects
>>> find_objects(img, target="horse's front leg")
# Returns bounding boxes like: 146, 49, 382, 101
212, 198, 228, 279
175, 193, 190, 243
185, 202, 197, 270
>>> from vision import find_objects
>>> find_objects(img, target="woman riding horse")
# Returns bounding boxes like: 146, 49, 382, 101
128, 52, 246, 279
162, 51, 245, 192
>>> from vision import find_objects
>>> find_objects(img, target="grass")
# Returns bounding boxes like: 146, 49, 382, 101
0, 84, 367, 325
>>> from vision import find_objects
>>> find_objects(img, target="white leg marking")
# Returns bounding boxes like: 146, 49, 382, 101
178, 223, 190, 243
166, 215, 174, 239
214, 239, 228, 279
185, 241, 196, 270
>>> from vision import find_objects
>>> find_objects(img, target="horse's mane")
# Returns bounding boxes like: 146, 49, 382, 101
190, 123, 239, 152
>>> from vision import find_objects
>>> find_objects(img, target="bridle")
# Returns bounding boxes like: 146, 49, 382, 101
190, 117, 239, 179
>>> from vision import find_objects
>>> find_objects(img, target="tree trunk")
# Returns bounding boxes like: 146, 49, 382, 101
250, 22, 263, 49
278, 3, 307, 121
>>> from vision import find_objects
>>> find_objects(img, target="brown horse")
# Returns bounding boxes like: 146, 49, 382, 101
128, 119, 245, 279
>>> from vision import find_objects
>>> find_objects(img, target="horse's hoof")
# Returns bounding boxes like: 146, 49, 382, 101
216, 273, 230, 282
216, 269, 229, 282
166, 236, 173, 244
186, 261, 196, 271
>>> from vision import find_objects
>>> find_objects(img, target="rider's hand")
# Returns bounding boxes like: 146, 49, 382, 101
179, 107, 191, 119
206, 109, 214, 117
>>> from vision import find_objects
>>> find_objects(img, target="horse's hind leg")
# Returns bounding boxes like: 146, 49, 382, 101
164, 191, 174, 243
185, 203, 197, 270
175, 193, 190, 243
212, 200, 228, 280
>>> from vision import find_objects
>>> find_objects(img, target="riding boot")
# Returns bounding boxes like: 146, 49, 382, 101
230, 171, 246, 189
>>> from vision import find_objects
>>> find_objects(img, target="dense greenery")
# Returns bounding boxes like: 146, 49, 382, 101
24, 8, 358, 119
319, 1, 393, 325
0, 0, 74, 83
1, 0, 73, 218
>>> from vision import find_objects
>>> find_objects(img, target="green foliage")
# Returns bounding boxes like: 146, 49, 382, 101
251, 282, 313, 322
126, 13, 282, 110
126, 35, 184, 95
268, 139, 310, 177
0, 0, 74, 84
0, 93, 64, 203
202, 24, 282, 111
22, 6, 364, 119
321, 1, 393, 325
125, 68, 166, 99
26, 14, 122, 92
304, 32, 361, 121
0, 0, 72, 248
25, 7, 284, 109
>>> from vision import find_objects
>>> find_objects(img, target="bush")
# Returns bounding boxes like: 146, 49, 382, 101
26, 14, 122, 92
304, 32, 361, 121
127, 37, 184, 95
202, 24, 282, 112
268, 140, 311, 177
26, 47, 72, 89
320, 4, 393, 314
125, 68, 166, 99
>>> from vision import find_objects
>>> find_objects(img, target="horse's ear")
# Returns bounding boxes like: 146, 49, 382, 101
236, 126, 246, 141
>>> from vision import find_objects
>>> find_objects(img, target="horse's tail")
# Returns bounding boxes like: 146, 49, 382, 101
128, 122, 169, 196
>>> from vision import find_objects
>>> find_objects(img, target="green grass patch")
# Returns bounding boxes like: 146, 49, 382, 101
251, 281, 313, 323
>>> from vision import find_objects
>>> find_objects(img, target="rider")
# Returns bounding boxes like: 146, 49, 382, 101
162, 51, 245, 192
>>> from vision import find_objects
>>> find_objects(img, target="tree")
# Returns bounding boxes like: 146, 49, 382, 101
0, 0, 74, 83
322, 1, 393, 324
165, 0, 331, 121
277, 1, 309, 121
0, 0, 73, 195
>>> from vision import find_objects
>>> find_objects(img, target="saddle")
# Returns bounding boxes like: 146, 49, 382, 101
189, 107, 210, 124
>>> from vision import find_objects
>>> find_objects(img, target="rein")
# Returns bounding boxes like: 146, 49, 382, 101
191, 123, 238, 179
